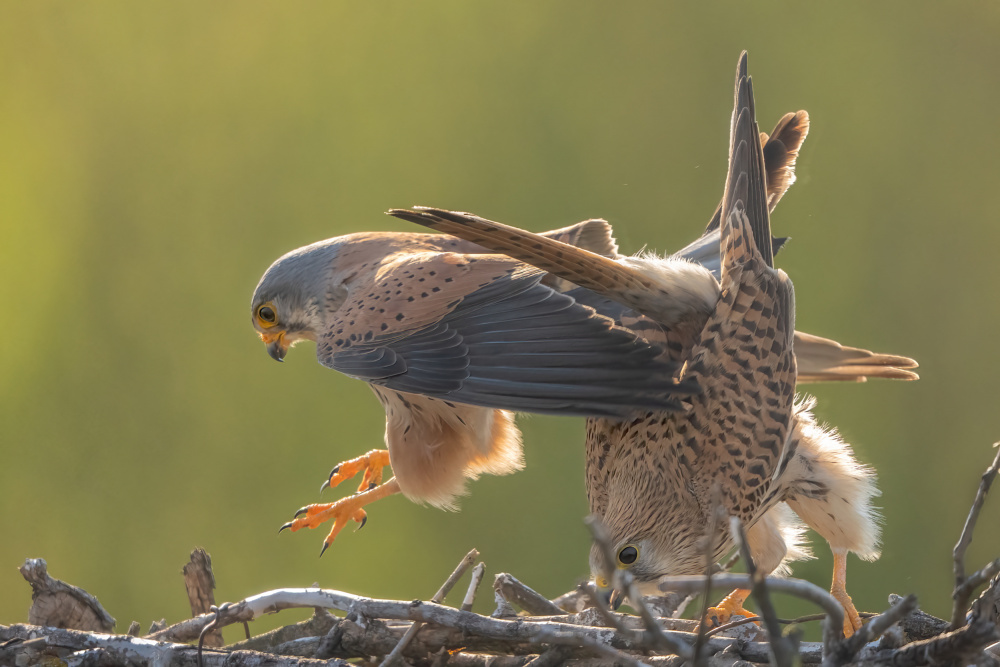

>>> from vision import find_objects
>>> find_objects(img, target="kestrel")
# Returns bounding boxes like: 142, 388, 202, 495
252, 223, 699, 550
253, 63, 913, 564
391, 53, 902, 637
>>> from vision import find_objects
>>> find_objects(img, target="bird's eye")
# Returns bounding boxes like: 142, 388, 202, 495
257, 304, 278, 327
617, 545, 639, 566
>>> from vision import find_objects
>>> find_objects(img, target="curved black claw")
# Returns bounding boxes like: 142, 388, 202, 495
320, 465, 341, 493
319, 542, 330, 558
358, 515, 368, 530
278, 522, 293, 534
293, 506, 309, 519
367, 482, 377, 491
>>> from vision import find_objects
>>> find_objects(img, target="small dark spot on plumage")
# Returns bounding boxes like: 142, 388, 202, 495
396, 313, 404, 321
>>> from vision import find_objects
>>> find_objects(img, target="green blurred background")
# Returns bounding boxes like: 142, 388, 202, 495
2, 1, 999, 638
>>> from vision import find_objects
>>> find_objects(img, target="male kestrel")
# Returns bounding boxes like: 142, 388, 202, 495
391, 53, 899, 637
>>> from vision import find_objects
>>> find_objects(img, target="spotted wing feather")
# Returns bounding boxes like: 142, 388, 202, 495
319, 254, 696, 418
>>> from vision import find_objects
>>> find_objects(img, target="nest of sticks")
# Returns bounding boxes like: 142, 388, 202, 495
3, 447, 999, 667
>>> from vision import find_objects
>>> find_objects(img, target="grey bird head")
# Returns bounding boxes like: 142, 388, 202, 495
251, 238, 348, 362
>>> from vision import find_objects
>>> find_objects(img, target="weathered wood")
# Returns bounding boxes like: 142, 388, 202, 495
18, 558, 115, 632
183, 548, 224, 647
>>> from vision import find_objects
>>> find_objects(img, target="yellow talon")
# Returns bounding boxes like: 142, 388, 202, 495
322, 449, 392, 494
703, 588, 756, 627
280, 477, 401, 554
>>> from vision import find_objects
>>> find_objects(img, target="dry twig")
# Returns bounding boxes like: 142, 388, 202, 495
822, 593, 918, 667
495, 573, 565, 616
692, 499, 726, 667
381, 548, 480, 667
730, 517, 797, 667
462, 562, 487, 612
952, 444, 1000, 629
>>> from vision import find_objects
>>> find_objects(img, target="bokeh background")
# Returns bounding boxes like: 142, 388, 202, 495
2, 1, 999, 638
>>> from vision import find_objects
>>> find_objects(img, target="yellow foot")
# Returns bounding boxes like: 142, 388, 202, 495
703, 588, 755, 628
280, 477, 401, 555
320, 449, 392, 494
830, 585, 863, 637
831, 551, 863, 637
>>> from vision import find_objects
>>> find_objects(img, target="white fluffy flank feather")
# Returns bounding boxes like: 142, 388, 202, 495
618, 252, 720, 326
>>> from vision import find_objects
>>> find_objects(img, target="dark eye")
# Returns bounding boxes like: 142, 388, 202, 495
258, 305, 276, 323
618, 545, 638, 565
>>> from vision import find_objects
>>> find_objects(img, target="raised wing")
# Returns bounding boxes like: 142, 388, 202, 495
389, 207, 719, 328
317, 253, 696, 418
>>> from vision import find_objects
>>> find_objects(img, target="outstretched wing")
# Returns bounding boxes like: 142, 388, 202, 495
318, 252, 696, 418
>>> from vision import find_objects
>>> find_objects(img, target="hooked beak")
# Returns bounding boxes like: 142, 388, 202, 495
594, 578, 625, 611
261, 331, 289, 362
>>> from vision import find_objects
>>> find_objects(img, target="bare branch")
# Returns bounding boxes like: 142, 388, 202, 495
381, 548, 480, 667
533, 628, 651, 667
551, 588, 591, 614
495, 573, 565, 616
462, 562, 487, 612
0, 623, 349, 667
693, 499, 726, 667
575, 583, 635, 638
954, 557, 1000, 630
952, 444, 1000, 629
619, 570, 694, 660
524, 646, 574, 667
658, 574, 845, 641
729, 517, 797, 667
865, 617, 1000, 666
822, 593, 918, 667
